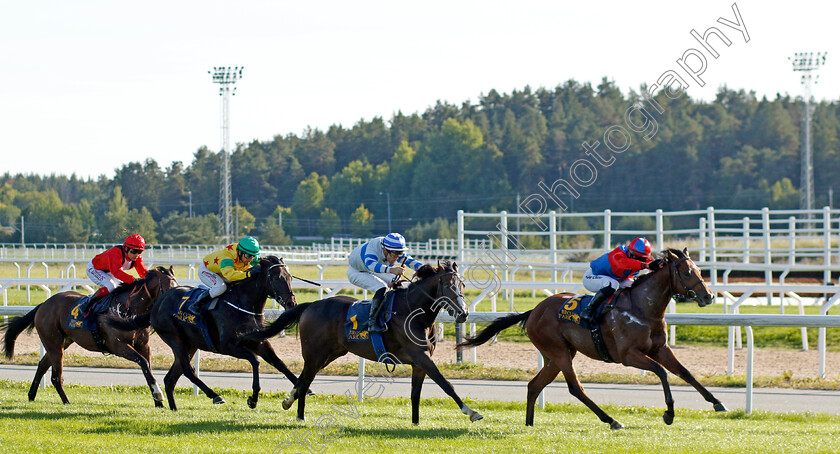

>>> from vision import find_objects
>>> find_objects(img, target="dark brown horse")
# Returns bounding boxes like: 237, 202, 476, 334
2, 266, 178, 406
243, 260, 483, 424
106, 255, 299, 410
458, 248, 727, 429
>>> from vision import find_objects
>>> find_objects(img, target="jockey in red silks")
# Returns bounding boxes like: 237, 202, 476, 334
580, 237, 663, 324
83, 234, 149, 309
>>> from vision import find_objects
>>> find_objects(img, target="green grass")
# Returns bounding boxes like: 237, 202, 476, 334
1, 381, 839, 454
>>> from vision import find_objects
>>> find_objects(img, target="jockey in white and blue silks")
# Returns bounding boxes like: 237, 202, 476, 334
347, 233, 423, 332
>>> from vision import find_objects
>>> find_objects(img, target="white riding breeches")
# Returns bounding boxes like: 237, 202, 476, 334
199, 262, 228, 297
582, 268, 632, 293
86, 260, 121, 292
346, 266, 393, 292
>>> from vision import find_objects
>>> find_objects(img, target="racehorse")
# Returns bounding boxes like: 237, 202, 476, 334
458, 248, 727, 429
2, 266, 178, 406
243, 260, 483, 424
105, 255, 298, 410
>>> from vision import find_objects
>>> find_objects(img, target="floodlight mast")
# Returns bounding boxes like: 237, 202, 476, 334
209, 66, 243, 244
790, 52, 827, 215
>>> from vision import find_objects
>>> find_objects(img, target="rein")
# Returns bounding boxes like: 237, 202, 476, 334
406, 271, 465, 317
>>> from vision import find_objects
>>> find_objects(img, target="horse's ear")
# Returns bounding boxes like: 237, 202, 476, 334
683, 247, 690, 258
453, 261, 458, 272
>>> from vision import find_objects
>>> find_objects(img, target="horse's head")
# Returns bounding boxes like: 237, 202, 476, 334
143, 266, 179, 298
664, 248, 714, 307
260, 256, 296, 310
414, 260, 469, 323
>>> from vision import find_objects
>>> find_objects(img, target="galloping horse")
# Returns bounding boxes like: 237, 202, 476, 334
243, 260, 483, 424
106, 255, 298, 410
458, 249, 727, 429
2, 266, 178, 406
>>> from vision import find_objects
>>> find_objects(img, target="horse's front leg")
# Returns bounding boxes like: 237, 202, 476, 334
111, 336, 163, 408
222, 341, 263, 408
408, 351, 482, 422
623, 349, 675, 424
653, 345, 727, 412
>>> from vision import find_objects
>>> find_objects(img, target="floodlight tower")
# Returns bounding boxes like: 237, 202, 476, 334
790, 52, 827, 214
209, 66, 243, 243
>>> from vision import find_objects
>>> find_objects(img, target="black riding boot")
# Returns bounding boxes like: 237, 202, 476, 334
581, 286, 616, 324
366, 287, 388, 333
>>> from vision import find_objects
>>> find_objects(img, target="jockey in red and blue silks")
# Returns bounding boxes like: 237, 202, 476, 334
580, 237, 663, 324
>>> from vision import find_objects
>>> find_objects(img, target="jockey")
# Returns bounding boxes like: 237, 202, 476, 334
580, 237, 664, 324
198, 236, 262, 300
347, 233, 423, 332
83, 234, 149, 310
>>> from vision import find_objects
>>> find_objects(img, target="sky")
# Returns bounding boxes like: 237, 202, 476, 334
1, 0, 837, 179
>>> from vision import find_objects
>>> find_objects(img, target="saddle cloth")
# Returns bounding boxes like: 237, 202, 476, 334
345, 293, 396, 364
67, 292, 116, 331
173, 287, 217, 350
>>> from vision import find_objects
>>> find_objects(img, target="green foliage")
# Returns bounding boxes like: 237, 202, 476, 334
156, 212, 219, 244
405, 217, 456, 241
4, 83, 840, 243
349, 204, 374, 237
318, 207, 342, 238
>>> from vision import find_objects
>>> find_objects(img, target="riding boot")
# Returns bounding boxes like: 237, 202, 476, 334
581, 286, 615, 324
365, 287, 388, 333
81, 287, 110, 314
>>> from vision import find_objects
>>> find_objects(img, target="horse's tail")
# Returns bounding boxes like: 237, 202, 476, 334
456, 310, 533, 351
103, 311, 152, 332
2, 305, 40, 359
243, 303, 311, 342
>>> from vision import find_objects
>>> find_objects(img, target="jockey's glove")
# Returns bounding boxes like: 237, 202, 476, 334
246, 265, 262, 278
647, 259, 665, 270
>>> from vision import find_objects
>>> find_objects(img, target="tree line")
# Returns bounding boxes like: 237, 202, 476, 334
1, 78, 838, 245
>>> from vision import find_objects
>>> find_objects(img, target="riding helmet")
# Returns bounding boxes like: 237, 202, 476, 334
124, 234, 146, 251
237, 236, 261, 256
629, 237, 651, 259
382, 233, 407, 252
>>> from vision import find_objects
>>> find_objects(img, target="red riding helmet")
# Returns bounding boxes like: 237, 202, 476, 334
124, 234, 146, 251
628, 237, 651, 259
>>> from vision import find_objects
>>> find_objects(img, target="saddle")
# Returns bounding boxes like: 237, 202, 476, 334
345, 293, 397, 365
173, 287, 219, 351
68, 292, 117, 331
556, 289, 624, 363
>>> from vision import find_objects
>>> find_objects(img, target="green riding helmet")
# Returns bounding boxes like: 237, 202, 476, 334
237, 236, 260, 257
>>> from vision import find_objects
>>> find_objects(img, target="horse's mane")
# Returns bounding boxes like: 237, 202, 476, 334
630, 248, 686, 288
406, 260, 456, 290
110, 266, 169, 297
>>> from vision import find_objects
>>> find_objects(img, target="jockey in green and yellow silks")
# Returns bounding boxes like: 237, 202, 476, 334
198, 236, 261, 298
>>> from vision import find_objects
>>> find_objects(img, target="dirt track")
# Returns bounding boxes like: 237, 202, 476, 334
7, 331, 840, 379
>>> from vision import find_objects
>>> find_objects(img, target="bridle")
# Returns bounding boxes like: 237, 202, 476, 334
265, 262, 296, 310
668, 256, 706, 301
120, 268, 177, 316
407, 271, 467, 318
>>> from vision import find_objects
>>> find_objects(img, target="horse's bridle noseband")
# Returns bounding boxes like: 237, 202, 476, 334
408, 271, 467, 317
265, 262, 295, 309
668, 257, 706, 300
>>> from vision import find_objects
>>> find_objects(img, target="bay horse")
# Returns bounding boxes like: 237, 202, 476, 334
243, 260, 483, 424
2, 266, 178, 406
105, 255, 299, 410
458, 248, 727, 429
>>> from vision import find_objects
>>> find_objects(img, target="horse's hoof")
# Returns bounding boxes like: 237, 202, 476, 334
714, 403, 728, 412
306, 389, 315, 396
282, 398, 294, 410
610, 420, 624, 430
154, 400, 164, 408
470, 411, 484, 422
212, 396, 226, 405
247, 397, 257, 409
663, 411, 674, 425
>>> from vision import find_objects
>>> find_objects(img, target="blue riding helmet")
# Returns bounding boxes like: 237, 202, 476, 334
382, 233, 407, 252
